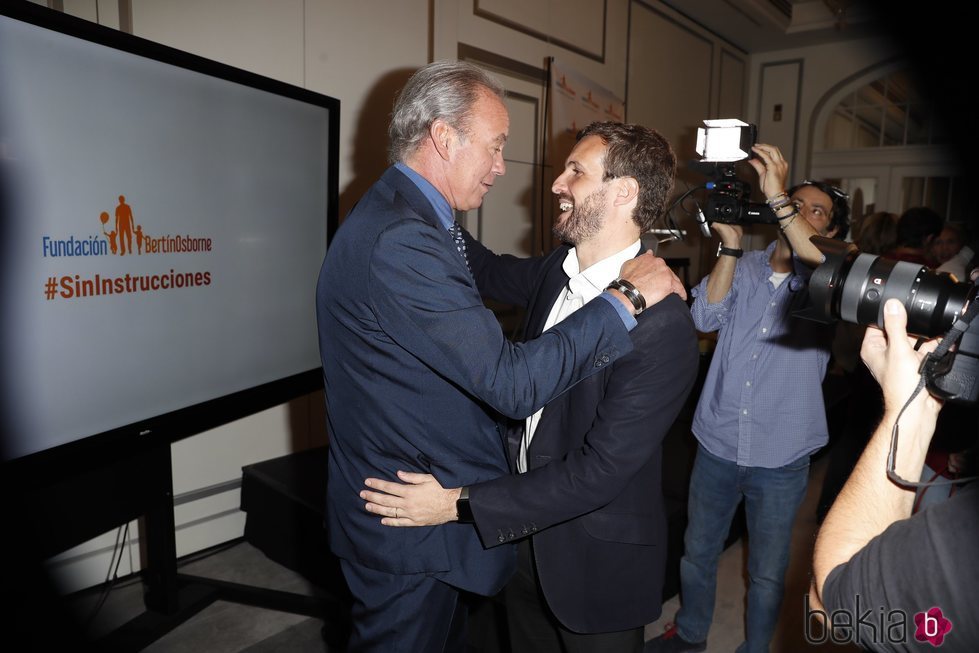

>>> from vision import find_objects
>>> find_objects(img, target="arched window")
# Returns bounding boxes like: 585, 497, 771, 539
810, 67, 962, 223
822, 70, 947, 150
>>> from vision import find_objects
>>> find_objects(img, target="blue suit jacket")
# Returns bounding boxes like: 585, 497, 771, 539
315, 166, 634, 595
465, 238, 699, 631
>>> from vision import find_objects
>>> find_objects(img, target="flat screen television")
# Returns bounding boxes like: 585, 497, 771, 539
0, 3, 339, 483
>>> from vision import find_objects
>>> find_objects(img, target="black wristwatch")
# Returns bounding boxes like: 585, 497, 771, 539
717, 244, 743, 258
456, 487, 474, 523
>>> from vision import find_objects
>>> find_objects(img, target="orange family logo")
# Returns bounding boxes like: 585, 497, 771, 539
41, 194, 213, 257
99, 194, 140, 256
41, 194, 214, 301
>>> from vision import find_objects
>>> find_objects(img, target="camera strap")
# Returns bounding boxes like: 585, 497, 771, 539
887, 298, 979, 489
919, 297, 979, 393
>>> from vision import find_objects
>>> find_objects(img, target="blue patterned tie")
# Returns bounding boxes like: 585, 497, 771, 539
448, 222, 471, 273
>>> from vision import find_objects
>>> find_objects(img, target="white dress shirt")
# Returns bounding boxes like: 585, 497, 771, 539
517, 240, 642, 473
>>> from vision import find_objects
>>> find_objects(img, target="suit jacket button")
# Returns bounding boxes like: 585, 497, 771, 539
507, 530, 515, 540
497, 532, 506, 543
521, 526, 529, 535
601, 354, 610, 363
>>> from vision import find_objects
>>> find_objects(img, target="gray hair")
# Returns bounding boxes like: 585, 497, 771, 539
388, 61, 506, 164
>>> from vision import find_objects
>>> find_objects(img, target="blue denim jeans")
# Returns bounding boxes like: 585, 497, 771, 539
674, 444, 810, 653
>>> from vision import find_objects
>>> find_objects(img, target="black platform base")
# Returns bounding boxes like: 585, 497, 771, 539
240, 446, 346, 591
95, 573, 340, 652
87, 445, 352, 651
240, 445, 352, 647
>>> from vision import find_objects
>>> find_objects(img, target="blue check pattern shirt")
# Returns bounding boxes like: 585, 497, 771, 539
690, 241, 833, 468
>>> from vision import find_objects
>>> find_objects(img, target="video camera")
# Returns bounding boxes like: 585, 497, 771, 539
804, 236, 978, 404
691, 119, 777, 228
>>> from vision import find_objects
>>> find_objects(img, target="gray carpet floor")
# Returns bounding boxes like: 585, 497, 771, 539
62, 454, 858, 652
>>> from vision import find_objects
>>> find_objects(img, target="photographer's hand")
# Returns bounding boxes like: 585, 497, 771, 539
712, 221, 743, 248
811, 299, 942, 611
862, 301, 943, 420
750, 142, 824, 267
748, 143, 789, 199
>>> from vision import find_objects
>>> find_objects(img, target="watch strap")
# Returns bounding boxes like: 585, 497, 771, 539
456, 486, 474, 523
717, 244, 743, 258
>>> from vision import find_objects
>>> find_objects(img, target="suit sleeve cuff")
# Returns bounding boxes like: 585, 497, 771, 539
599, 291, 638, 331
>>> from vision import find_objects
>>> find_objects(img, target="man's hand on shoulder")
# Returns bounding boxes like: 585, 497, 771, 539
614, 252, 686, 312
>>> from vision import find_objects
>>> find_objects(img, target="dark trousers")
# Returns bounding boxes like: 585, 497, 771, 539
504, 539, 643, 653
339, 558, 468, 653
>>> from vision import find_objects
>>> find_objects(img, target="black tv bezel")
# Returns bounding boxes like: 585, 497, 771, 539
1, 1, 339, 487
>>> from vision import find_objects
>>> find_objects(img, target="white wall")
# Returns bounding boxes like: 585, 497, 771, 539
626, 0, 748, 282
744, 35, 967, 230
746, 35, 901, 182
435, 0, 630, 95
436, 0, 751, 280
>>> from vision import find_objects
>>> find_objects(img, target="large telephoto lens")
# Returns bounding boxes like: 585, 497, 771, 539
808, 236, 976, 337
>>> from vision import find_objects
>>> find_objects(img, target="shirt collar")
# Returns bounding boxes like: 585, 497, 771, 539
763, 240, 778, 271
562, 240, 642, 297
394, 162, 455, 230
764, 239, 807, 292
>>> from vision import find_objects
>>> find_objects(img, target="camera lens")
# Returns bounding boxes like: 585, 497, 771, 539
806, 235, 979, 403
837, 254, 973, 336
808, 236, 975, 338
706, 195, 739, 223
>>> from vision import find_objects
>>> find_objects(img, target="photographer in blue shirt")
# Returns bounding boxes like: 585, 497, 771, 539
647, 144, 850, 653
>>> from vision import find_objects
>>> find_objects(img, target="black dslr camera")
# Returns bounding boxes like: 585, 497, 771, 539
804, 236, 978, 404
691, 119, 777, 227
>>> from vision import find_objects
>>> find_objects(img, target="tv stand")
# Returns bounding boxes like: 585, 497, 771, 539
13, 438, 347, 651
96, 444, 348, 651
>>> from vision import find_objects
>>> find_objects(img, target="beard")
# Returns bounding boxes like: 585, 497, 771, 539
552, 186, 607, 246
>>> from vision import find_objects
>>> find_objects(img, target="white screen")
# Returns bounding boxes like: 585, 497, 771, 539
0, 14, 334, 460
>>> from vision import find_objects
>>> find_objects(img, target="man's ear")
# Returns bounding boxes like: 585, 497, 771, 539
430, 119, 453, 161
613, 176, 639, 207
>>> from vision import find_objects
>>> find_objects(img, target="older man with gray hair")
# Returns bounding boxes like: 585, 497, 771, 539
316, 61, 685, 652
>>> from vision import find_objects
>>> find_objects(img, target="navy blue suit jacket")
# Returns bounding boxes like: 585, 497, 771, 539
465, 238, 699, 632
316, 166, 635, 596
